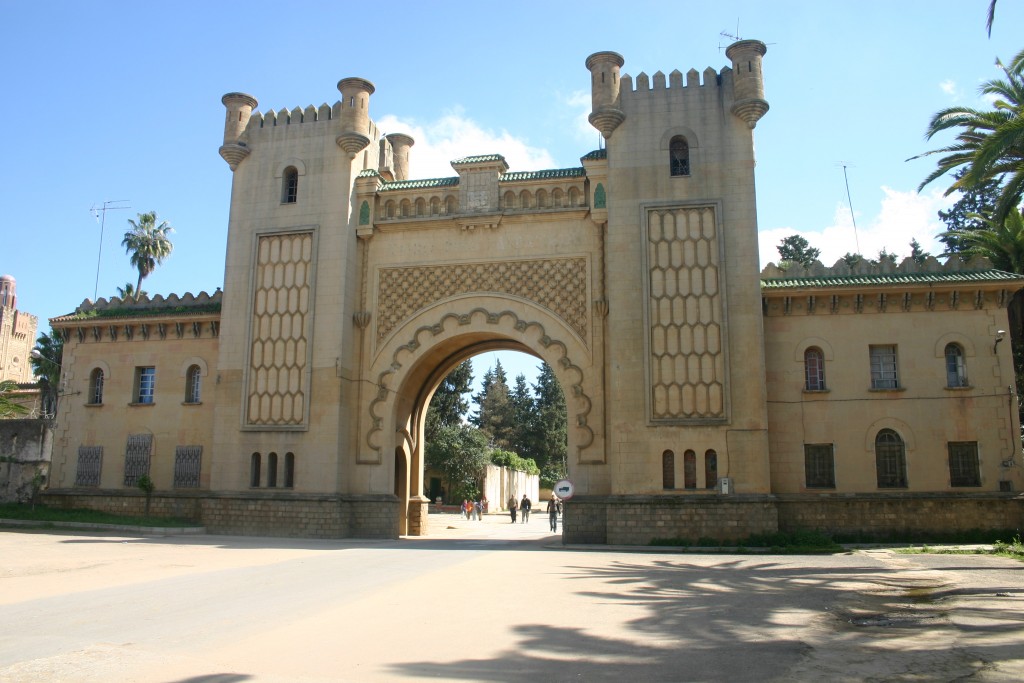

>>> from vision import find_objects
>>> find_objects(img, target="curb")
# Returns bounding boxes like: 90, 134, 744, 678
0, 518, 207, 536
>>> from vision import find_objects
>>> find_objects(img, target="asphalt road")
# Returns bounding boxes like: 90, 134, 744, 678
1, 513, 1022, 682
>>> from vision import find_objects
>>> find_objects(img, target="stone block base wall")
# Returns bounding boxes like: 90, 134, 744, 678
41, 490, 401, 539
776, 493, 1024, 539
564, 495, 780, 545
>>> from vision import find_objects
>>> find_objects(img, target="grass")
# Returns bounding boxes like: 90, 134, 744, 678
900, 534, 1024, 562
0, 503, 198, 528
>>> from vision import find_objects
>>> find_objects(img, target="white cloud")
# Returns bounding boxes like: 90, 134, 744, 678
561, 89, 595, 143
940, 79, 958, 97
758, 187, 955, 268
376, 111, 557, 180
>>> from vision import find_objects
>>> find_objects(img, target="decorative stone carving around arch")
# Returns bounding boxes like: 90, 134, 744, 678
88, 359, 112, 380
659, 126, 701, 151
863, 417, 916, 452
934, 332, 976, 358
793, 336, 835, 362
179, 356, 210, 377
364, 306, 595, 464
273, 158, 307, 178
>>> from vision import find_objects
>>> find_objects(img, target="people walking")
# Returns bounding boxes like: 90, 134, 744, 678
520, 494, 531, 523
546, 495, 561, 532
473, 500, 482, 520
508, 495, 518, 523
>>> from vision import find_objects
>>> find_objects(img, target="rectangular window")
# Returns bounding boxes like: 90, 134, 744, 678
135, 366, 156, 404
123, 433, 153, 486
948, 442, 981, 487
804, 444, 835, 488
75, 446, 103, 487
173, 445, 203, 488
869, 345, 899, 389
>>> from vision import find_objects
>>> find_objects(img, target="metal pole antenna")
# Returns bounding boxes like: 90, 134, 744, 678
90, 200, 131, 301
840, 164, 860, 254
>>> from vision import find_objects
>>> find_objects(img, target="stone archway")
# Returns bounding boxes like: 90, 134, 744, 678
358, 300, 605, 535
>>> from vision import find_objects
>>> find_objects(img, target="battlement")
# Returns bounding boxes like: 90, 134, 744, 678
621, 66, 730, 96
58, 290, 223, 320
246, 102, 337, 130
759, 255, 1023, 287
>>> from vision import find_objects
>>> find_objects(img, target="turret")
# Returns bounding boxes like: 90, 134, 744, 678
218, 92, 258, 170
0, 274, 15, 309
336, 77, 376, 158
386, 133, 415, 181
724, 40, 769, 129
585, 51, 626, 139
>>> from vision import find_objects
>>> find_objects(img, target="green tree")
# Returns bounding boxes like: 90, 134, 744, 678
0, 380, 29, 418
776, 234, 821, 267
841, 252, 864, 267
507, 373, 536, 460
122, 212, 174, 300
913, 47, 1024, 224
424, 359, 473, 442
876, 248, 898, 265
941, 207, 1024, 273
29, 329, 63, 417
937, 169, 1002, 253
531, 363, 567, 487
909, 239, 930, 264
425, 424, 489, 502
470, 360, 514, 449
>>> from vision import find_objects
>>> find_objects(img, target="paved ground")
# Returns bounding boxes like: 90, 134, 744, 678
0, 512, 1022, 682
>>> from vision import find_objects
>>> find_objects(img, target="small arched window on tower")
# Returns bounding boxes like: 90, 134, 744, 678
184, 364, 201, 404
88, 368, 104, 405
282, 166, 299, 204
670, 136, 690, 177
662, 450, 675, 489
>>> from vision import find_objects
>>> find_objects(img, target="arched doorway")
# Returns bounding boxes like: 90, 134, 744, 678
359, 302, 604, 536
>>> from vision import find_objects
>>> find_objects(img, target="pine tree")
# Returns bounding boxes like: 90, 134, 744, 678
470, 360, 514, 449
531, 363, 567, 486
508, 373, 536, 460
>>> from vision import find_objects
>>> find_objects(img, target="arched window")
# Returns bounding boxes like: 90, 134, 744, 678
88, 368, 104, 405
284, 452, 295, 488
662, 450, 675, 489
683, 449, 697, 489
250, 452, 261, 488
875, 429, 907, 488
804, 347, 826, 391
670, 136, 690, 176
267, 452, 278, 488
184, 364, 201, 404
282, 166, 298, 204
704, 449, 718, 489
945, 343, 968, 387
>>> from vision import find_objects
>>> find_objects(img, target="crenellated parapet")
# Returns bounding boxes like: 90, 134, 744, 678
50, 291, 223, 344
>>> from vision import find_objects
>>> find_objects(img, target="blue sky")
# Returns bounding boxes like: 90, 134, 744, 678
3, 0, 1022, 390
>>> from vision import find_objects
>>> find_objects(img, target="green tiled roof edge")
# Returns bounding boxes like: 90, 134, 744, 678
760, 269, 1024, 289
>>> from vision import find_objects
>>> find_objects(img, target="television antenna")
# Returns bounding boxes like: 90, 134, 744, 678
718, 20, 742, 50
836, 162, 861, 253
89, 199, 131, 301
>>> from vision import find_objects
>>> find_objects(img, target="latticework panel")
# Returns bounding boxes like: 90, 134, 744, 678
246, 232, 313, 426
647, 206, 725, 420
173, 445, 203, 488
123, 433, 152, 486
75, 446, 103, 487
376, 258, 588, 341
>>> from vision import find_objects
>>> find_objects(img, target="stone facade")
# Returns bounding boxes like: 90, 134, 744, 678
0, 275, 37, 383
41, 41, 1024, 543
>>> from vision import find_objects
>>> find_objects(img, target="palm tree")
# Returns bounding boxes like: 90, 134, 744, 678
0, 380, 28, 418
939, 207, 1024, 273
912, 48, 1024, 224
121, 212, 173, 301
29, 330, 63, 418
115, 282, 145, 301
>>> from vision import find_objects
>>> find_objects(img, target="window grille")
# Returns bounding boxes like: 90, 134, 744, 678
662, 450, 675, 489
136, 366, 156, 404
705, 449, 718, 489
875, 429, 907, 488
804, 348, 826, 390
284, 452, 295, 488
869, 345, 899, 389
945, 344, 968, 388
683, 449, 697, 489
123, 433, 153, 486
804, 444, 835, 488
75, 446, 103, 487
185, 365, 202, 403
88, 368, 104, 405
670, 136, 690, 176
174, 445, 202, 488
282, 167, 298, 203
948, 442, 981, 487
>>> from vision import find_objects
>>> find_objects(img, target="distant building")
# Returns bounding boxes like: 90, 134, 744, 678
43, 41, 1024, 543
0, 275, 38, 384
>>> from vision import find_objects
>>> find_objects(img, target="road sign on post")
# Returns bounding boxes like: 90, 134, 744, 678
553, 479, 575, 500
